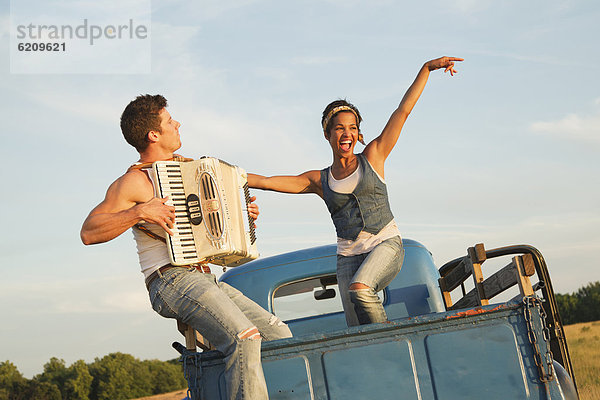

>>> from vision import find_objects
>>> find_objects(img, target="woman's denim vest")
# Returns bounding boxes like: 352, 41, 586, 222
320, 153, 395, 241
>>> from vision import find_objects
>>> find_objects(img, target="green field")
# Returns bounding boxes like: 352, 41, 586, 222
565, 321, 600, 400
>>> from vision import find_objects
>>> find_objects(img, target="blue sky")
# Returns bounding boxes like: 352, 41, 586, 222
1, 0, 599, 378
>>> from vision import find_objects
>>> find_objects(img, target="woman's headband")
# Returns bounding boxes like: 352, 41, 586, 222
322, 106, 365, 145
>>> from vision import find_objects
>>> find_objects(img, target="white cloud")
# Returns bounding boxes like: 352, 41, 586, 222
253, 66, 292, 81
449, 0, 493, 14
177, 104, 327, 171
321, 0, 394, 6
468, 48, 575, 67
25, 89, 121, 124
152, 0, 261, 22
530, 103, 600, 145
0, 276, 149, 315
150, 23, 205, 79
197, 0, 262, 19
290, 56, 347, 66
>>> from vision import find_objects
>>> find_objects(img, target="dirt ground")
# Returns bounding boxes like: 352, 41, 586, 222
131, 389, 188, 400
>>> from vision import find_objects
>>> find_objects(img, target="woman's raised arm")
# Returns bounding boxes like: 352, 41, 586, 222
364, 56, 463, 174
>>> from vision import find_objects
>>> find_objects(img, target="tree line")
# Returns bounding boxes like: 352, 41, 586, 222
0, 352, 187, 400
555, 281, 600, 325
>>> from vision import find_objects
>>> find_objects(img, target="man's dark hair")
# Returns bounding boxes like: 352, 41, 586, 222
321, 99, 363, 137
120, 94, 168, 151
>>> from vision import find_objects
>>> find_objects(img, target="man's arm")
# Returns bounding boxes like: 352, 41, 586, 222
80, 170, 175, 245
364, 56, 463, 175
247, 170, 323, 198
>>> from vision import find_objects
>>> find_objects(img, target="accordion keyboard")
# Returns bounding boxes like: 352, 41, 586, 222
154, 162, 200, 264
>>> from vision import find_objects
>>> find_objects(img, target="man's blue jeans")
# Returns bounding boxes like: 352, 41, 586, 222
336, 236, 404, 326
147, 266, 292, 400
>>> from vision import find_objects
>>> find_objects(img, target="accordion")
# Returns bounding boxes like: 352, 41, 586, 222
150, 157, 258, 267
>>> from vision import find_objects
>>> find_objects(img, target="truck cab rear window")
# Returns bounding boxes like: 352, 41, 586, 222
272, 275, 343, 321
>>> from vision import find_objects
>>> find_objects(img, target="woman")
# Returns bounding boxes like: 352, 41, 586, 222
248, 56, 463, 326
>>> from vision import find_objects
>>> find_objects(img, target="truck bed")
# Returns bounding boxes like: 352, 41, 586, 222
176, 240, 577, 399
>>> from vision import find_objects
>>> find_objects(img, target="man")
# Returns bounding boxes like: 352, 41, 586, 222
80, 94, 292, 400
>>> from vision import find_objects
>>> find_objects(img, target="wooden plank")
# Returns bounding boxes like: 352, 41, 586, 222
177, 320, 196, 351
177, 320, 212, 352
439, 257, 473, 310
439, 258, 471, 292
185, 326, 197, 351
177, 319, 187, 336
448, 249, 538, 311
480, 261, 517, 299
471, 243, 487, 264
450, 257, 537, 310
450, 265, 516, 310
450, 290, 479, 310
521, 253, 535, 276
194, 331, 211, 352
439, 276, 454, 309
514, 255, 535, 297
440, 244, 489, 310
467, 245, 488, 306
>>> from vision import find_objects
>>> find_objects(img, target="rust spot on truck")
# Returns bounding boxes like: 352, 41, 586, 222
446, 304, 507, 319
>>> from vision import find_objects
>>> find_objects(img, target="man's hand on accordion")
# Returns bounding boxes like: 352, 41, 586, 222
248, 196, 259, 228
137, 196, 176, 235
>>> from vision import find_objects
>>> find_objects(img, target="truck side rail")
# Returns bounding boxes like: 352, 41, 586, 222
438, 243, 576, 388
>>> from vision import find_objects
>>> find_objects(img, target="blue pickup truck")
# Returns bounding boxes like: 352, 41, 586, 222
174, 239, 579, 399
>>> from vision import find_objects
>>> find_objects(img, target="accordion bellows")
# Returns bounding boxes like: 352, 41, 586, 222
150, 157, 258, 267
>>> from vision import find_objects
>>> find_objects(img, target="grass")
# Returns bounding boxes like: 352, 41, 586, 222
564, 320, 600, 400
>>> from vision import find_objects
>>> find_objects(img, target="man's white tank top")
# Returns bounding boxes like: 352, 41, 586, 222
131, 166, 171, 279
133, 222, 171, 279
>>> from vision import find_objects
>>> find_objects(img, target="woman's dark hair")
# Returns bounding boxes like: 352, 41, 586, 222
321, 99, 362, 136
